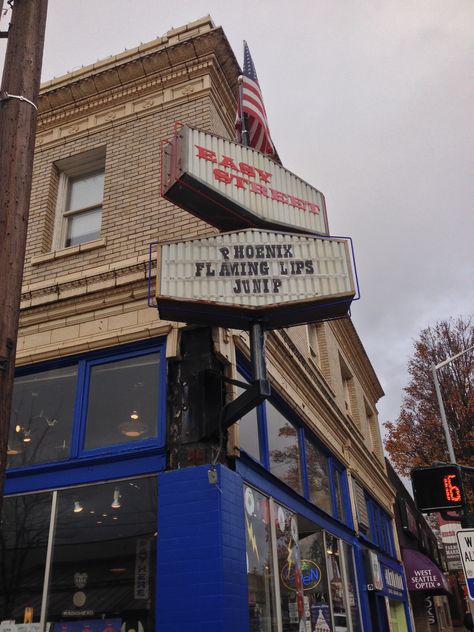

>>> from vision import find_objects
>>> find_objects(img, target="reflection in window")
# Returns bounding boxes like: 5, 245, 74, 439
8, 366, 77, 468
84, 353, 160, 451
326, 535, 350, 632
237, 373, 260, 462
0, 477, 157, 630
64, 170, 104, 247
299, 528, 332, 631
0, 492, 52, 621
267, 403, 302, 494
244, 486, 277, 632
341, 541, 362, 632
305, 439, 331, 515
333, 468, 346, 523
274, 503, 304, 632
49, 478, 157, 630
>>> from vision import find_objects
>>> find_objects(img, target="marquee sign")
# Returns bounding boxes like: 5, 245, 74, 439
156, 229, 356, 330
161, 125, 329, 236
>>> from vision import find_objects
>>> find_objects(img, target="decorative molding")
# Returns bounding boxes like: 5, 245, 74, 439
21, 257, 155, 310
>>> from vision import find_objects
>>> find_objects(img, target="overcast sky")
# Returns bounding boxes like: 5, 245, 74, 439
1, 0, 472, 441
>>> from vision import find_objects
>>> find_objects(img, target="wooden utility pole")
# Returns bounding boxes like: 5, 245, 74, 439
0, 0, 48, 509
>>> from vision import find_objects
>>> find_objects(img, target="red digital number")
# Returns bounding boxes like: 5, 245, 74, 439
443, 474, 461, 503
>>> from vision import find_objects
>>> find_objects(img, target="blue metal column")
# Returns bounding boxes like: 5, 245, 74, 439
156, 464, 249, 632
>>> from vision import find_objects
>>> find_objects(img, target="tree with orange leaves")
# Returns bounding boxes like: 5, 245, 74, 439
384, 316, 473, 476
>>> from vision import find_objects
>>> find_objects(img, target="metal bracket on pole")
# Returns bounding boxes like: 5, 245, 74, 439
0, 91, 38, 110
221, 321, 270, 430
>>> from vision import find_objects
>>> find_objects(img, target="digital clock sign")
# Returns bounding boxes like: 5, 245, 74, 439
411, 464, 465, 512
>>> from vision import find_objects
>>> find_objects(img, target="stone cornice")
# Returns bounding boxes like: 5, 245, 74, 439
20, 255, 153, 310
38, 21, 240, 132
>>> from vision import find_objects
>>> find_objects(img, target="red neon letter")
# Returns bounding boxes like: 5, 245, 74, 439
213, 168, 232, 184
195, 145, 217, 163
443, 474, 461, 503
219, 155, 240, 172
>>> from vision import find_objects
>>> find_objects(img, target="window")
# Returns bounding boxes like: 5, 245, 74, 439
339, 356, 354, 417
306, 324, 321, 366
236, 371, 261, 463
267, 402, 303, 494
364, 493, 395, 556
244, 488, 363, 632
7, 342, 166, 470
0, 476, 157, 629
305, 438, 332, 515
54, 148, 105, 249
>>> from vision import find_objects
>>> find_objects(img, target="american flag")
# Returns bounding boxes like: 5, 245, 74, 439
236, 41, 275, 156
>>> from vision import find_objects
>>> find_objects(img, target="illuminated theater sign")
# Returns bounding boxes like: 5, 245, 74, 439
161, 125, 329, 236
156, 229, 356, 330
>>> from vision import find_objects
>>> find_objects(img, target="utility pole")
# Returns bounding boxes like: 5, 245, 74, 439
0, 0, 48, 510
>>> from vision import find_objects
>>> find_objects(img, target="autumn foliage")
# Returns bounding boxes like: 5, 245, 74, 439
384, 316, 473, 476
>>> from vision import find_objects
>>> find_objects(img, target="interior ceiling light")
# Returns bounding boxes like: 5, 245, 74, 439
130, 410, 139, 420
111, 488, 121, 509
119, 416, 147, 438
7, 445, 22, 456
15, 424, 21, 433
23, 431, 32, 443
73, 501, 83, 513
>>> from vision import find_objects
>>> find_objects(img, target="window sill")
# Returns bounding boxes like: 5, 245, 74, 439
31, 238, 106, 265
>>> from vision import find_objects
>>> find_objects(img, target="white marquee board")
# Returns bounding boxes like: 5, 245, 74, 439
162, 125, 329, 236
156, 229, 356, 329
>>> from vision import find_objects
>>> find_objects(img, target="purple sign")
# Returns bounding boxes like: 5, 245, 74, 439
402, 549, 450, 592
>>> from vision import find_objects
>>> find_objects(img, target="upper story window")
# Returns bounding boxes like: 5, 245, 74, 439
53, 147, 105, 249
7, 341, 166, 470
237, 357, 351, 526
339, 354, 355, 418
306, 323, 321, 366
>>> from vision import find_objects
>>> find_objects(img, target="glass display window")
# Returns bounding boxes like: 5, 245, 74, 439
244, 488, 362, 632
0, 477, 157, 632
7, 342, 165, 471
305, 438, 332, 516
7, 366, 78, 468
237, 372, 261, 463
266, 403, 302, 494
83, 353, 160, 451
244, 486, 278, 632
0, 491, 53, 622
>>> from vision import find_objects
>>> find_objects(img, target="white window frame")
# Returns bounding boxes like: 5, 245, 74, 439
53, 147, 106, 250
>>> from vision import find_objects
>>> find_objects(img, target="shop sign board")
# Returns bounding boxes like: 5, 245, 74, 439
456, 529, 474, 599
155, 229, 356, 330
161, 125, 329, 236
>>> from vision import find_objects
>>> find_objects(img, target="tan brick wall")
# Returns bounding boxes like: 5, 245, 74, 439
25, 94, 223, 287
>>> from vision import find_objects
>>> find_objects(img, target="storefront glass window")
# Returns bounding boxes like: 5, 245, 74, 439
84, 353, 160, 450
267, 403, 302, 494
0, 491, 52, 622
333, 468, 346, 523
299, 529, 333, 631
48, 478, 157, 630
326, 535, 350, 631
305, 439, 331, 515
341, 541, 362, 632
274, 503, 305, 632
8, 366, 77, 468
237, 373, 261, 462
244, 486, 278, 632
0, 477, 157, 631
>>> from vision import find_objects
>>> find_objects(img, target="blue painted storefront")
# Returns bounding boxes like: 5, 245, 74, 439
2, 338, 413, 631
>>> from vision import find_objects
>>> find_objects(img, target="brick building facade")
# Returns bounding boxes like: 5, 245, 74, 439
1, 17, 413, 632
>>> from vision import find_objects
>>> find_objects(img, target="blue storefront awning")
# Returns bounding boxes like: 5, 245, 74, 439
402, 548, 450, 593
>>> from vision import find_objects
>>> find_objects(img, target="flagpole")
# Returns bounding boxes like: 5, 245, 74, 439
238, 74, 249, 147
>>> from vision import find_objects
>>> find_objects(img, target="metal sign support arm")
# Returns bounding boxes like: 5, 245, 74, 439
221, 321, 270, 431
